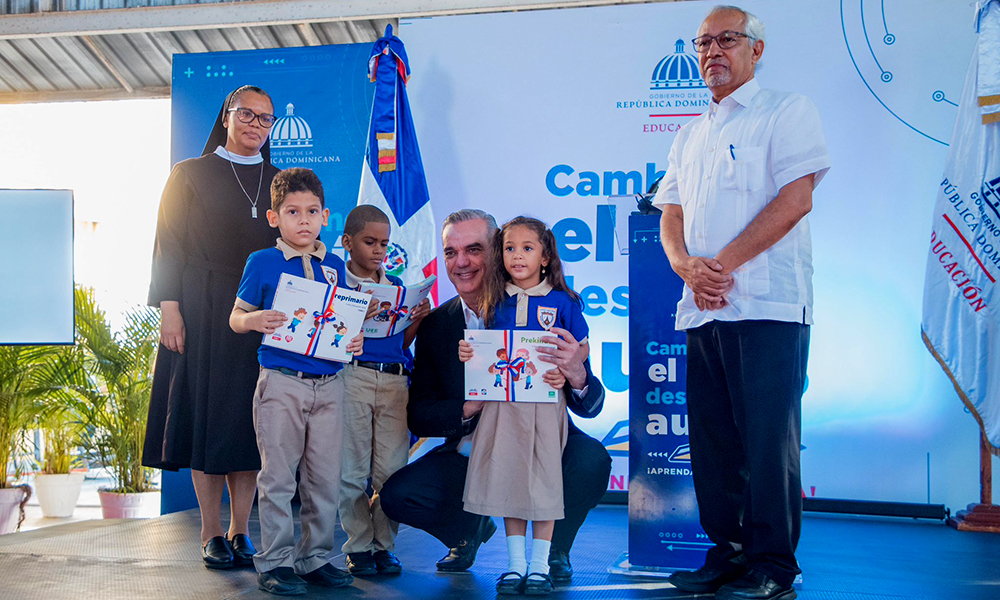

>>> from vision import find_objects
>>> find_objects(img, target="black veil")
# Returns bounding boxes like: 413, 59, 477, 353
201, 86, 272, 162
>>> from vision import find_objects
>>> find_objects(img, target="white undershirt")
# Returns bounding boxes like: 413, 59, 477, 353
459, 296, 484, 330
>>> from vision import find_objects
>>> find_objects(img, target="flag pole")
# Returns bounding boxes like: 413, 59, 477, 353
981, 431, 993, 506
947, 431, 1000, 532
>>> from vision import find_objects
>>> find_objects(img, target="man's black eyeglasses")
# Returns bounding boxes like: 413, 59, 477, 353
691, 31, 752, 53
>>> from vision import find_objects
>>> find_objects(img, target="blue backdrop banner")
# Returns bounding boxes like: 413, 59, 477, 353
628, 213, 708, 570
171, 44, 374, 248
162, 44, 373, 514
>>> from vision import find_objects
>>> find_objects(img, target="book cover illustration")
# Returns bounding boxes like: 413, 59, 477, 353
463, 329, 558, 403
263, 272, 370, 363
357, 275, 436, 338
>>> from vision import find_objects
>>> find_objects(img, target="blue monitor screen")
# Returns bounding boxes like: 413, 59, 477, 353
0, 189, 74, 345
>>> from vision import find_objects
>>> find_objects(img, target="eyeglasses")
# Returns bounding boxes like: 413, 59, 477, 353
691, 31, 752, 53
228, 107, 276, 128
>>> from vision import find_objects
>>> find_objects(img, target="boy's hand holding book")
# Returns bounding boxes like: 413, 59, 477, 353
408, 298, 431, 325
365, 295, 381, 320
347, 332, 365, 357
246, 310, 288, 335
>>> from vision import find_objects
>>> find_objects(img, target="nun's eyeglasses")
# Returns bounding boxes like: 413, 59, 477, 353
228, 107, 277, 128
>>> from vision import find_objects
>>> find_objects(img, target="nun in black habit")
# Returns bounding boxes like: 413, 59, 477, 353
144, 85, 280, 569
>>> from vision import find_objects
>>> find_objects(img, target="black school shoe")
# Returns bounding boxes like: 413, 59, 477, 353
373, 550, 402, 574
202, 536, 234, 570
227, 533, 256, 567
346, 551, 378, 576
715, 570, 797, 600
523, 572, 554, 596
300, 563, 354, 588
496, 572, 525, 595
548, 549, 573, 583
257, 567, 307, 596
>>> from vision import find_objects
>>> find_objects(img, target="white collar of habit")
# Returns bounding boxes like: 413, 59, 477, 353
214, 145, 263, 165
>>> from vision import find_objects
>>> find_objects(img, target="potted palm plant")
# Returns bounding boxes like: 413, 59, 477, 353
0, 345, 75, 534
72, 287, 161, 519
32, 406, 87, 518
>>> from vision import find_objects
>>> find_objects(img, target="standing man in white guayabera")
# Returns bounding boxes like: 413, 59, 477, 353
653, 6, 830, 600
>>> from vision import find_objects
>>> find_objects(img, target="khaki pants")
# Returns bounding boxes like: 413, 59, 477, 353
338, 364, 409, 553
252, 368, 344, 574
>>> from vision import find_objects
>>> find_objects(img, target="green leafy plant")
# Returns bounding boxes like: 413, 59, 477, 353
0, 346, 79, 488
72, 287, 160, 494
36, 409, 85, 475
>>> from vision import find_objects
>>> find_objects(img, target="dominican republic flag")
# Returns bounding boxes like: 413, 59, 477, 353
921, 0, 1000, 454
358, 24, 437, 302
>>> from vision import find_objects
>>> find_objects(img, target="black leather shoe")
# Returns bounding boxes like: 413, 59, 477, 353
523, 572, 554, 596
373, 550, 402, 574
300, 563, 354, 588
227, 533, 256, 567
496, 572, 525, 595
435, 516, 497, 572
715, 570, 796, 600
257, 567, 307, 596
346, 551, 378, 576
548, 549, 572, 583
202, 536, 234, 570
667, 564, 745, 593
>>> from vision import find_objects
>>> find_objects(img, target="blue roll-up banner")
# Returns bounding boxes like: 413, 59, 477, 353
161, 45, 373, 514
627, 213, 707, 571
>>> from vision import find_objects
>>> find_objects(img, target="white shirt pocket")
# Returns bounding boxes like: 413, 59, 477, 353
737, 252, 770, 298
732, 146, 766, 192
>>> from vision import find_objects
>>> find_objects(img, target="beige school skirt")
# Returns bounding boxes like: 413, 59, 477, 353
462, 392, 568, 521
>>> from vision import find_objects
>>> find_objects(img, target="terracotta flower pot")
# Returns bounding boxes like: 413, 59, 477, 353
34, 473, 86, 518
0, 486, 30, 534
98, 490, 161, 519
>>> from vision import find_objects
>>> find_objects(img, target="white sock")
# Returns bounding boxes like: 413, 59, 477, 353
528, 538, 551, 575
506, 535, 527, 576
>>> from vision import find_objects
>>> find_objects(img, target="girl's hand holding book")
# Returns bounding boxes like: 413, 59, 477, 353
542, 367, 566, 390
458, 339, 474, 362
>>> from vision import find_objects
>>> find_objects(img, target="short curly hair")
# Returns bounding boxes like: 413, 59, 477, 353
270, 167, 325, 212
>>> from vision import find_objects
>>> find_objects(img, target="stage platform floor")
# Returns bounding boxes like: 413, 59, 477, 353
0, 505, 997, 599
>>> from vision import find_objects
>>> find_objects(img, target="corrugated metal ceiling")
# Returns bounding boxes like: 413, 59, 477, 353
0, 0, 676, 104
0, 1, 393, 102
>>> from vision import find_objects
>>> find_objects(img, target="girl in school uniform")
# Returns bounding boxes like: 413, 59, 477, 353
458, 216, 589, 595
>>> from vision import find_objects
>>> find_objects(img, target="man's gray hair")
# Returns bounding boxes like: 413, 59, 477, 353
708, 4, 766, 43
442, 209, 498, 236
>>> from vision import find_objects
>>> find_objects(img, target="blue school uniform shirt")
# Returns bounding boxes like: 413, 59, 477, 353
492, 281, 589, 344
235, 238, 347, 376
343, 263, 411, 366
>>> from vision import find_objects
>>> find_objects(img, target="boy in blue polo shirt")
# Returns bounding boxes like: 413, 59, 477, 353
230, 167, 367, 596
337, 205, 430, 576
